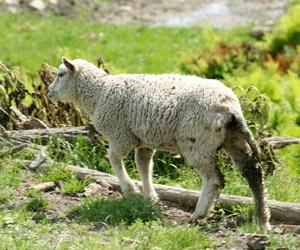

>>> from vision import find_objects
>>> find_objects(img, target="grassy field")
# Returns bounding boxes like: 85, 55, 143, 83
1, 6, 300, 249
0, 13, 252, 74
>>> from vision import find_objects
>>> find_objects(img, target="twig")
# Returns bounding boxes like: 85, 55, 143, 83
28, 149, 48, 170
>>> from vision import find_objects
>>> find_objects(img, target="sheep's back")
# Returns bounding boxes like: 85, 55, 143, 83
102, 74, 241, 150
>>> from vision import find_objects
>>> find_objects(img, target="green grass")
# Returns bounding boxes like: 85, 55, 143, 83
0, 162, 23, 204
0, 13, 251, 76
68, 194, 163, 226
110, 220, 214, 250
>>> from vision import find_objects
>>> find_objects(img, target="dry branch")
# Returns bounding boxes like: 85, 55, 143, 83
3, 126, 90, 142
65, 165, 300, 225
265, 137, 300, 149
28, 150, 48, 170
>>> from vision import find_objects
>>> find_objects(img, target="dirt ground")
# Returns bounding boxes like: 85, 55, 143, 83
1, 0, 289, 29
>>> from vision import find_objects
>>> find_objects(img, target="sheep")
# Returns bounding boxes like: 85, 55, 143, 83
47, 57, 271, 231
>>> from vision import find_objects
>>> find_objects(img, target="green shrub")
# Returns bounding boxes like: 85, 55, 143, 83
68, 194, 163, 226
265, 4, 300, 54
181, 42, 266, 79
24, 198, 48, 212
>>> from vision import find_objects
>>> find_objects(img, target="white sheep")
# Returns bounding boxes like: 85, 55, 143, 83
47, 57, 271, 231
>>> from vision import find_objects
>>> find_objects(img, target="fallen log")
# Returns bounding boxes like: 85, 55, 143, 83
2, 126, 300, 149
66, 165, 300, 225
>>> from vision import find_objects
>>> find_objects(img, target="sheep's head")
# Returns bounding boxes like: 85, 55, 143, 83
47, 57, 78, 103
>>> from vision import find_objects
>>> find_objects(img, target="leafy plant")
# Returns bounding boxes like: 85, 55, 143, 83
62, 178, 92, 194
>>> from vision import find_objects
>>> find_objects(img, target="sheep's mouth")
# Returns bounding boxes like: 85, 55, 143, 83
47, 91, 59, 102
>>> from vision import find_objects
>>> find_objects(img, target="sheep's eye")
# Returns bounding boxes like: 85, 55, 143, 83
57, 72, 65, 78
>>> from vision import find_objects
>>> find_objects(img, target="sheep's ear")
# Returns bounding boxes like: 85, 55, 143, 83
62, 57, 76, 72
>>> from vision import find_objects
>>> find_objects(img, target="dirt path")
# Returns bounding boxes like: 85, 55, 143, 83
94, 0, 289, 28
1, 0, 289, 29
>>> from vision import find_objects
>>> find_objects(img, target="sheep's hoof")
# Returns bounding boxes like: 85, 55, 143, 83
261, 222, 271, 233
147, 193, 160, 203
190, 213, 208, 224
123, 184, 140, 195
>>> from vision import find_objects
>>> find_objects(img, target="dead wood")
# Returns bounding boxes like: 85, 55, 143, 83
10, 106, 27, 123
9, 106, 48, 130
265, 137, 300, 149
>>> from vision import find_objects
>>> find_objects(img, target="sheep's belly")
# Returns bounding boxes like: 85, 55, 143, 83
137, 136, 180, 154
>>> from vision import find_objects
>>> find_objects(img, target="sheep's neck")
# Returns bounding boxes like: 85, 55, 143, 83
74, 78, 101, 117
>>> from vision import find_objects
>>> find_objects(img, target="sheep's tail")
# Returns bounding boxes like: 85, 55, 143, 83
230, 114, 261, 159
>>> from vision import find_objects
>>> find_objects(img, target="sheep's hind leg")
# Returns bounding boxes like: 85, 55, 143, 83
107, 145, 139, 195
135, 147, 158, 201
224, 139, 271, 231
190, 154, 224, 222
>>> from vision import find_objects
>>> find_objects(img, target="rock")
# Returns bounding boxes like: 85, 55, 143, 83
30, 182, 57, 192
21, 117, 48, 130
4, 0, 19, 5
118, 5, 133, 12
84, 182, 106, 197
250, 26, 271, 40
29, 0, 46, 11
7, 6, 17, 13
247, 235, 270, 250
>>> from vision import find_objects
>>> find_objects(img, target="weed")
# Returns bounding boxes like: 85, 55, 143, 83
68, 194, 163, 226
38, 164, 92, 194
62, 178, 92, 194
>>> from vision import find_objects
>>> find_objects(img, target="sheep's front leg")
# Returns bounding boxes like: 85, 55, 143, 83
107, 146, 138, 194
191, 157, 224, 221
135, 147, 158, 201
